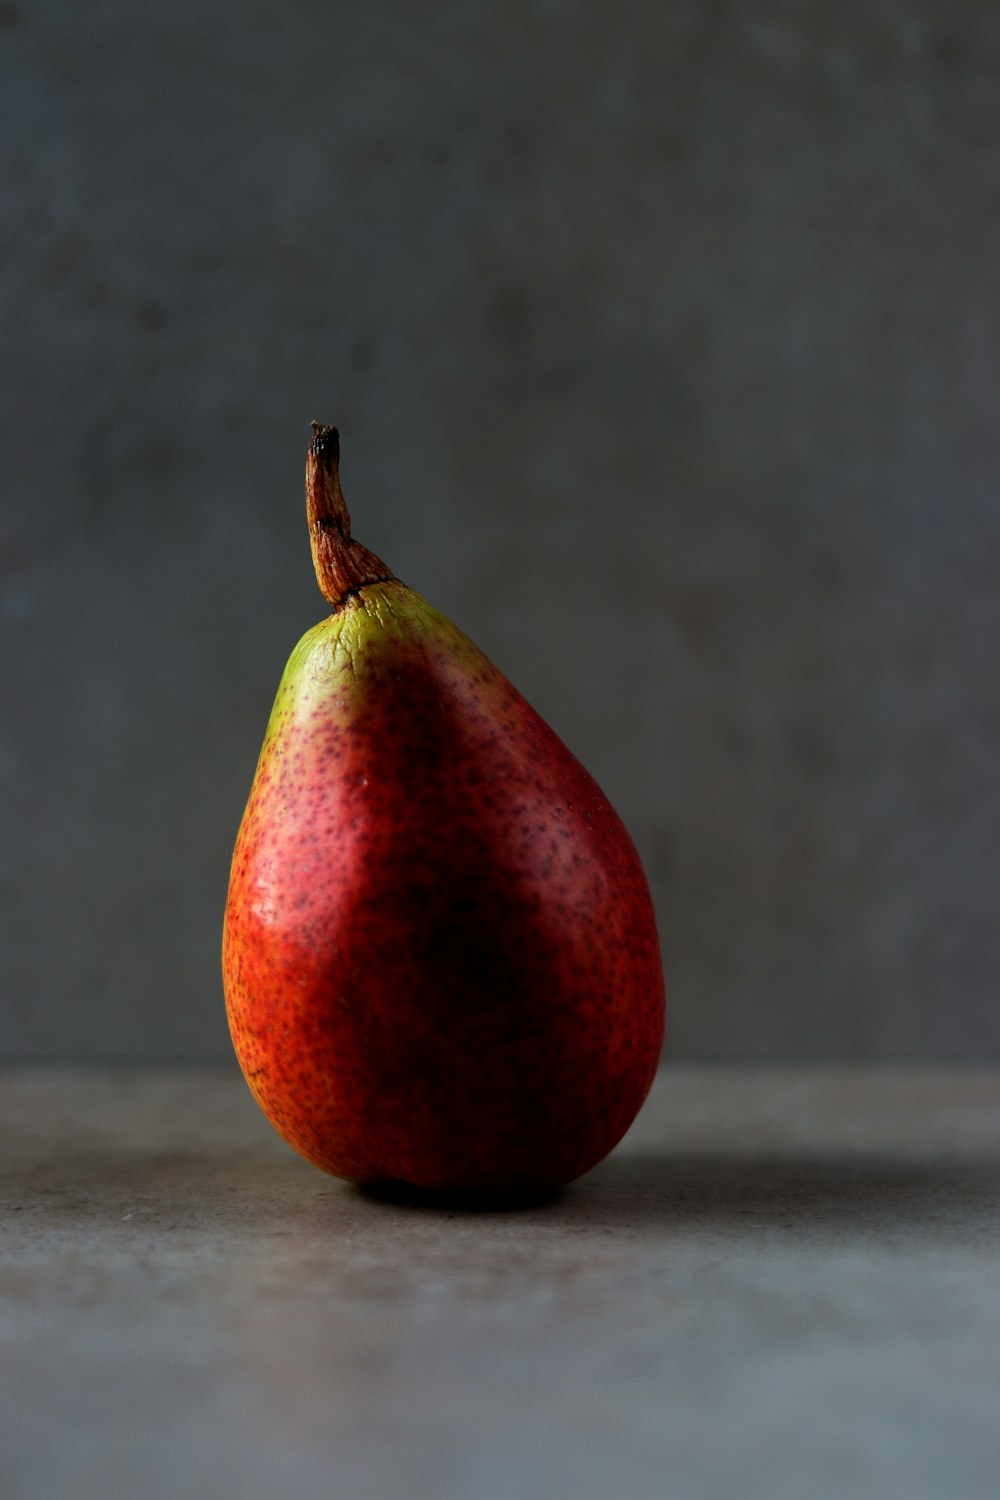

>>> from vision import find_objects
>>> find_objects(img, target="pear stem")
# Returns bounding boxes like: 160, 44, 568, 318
306, 424, 395, 608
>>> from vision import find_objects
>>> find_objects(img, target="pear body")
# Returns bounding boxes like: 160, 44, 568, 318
223, 580, 664, 1193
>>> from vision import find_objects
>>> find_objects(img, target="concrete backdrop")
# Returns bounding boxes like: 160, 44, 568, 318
2, 0, 998, 1060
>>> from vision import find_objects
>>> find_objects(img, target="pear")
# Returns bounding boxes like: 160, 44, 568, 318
222, 425, 665, 1193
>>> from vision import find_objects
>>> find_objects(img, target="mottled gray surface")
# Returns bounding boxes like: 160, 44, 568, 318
2, 1065, 999, 1500
3, 2, 1000, 1058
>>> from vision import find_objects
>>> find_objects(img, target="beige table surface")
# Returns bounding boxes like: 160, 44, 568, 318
2, 1065, 999, 1500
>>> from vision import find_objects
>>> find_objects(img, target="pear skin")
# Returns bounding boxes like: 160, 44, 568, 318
223, 426, 664, 1193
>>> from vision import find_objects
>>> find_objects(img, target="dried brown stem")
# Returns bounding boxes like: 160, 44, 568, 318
306, 423, 395, 607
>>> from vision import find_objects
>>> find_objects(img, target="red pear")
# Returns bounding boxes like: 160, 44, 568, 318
222, 426, 664, 1193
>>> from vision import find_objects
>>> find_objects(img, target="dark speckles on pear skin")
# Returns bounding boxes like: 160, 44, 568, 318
223, 578, 664, 1194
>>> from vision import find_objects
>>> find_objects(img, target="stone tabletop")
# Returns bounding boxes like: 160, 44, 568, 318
2, 1065, 999, 1500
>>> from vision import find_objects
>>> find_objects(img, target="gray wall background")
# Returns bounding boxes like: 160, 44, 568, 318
3, 1, 998, 1060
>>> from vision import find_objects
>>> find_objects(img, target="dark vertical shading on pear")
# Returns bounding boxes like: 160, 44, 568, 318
222, 428, 665, 1194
